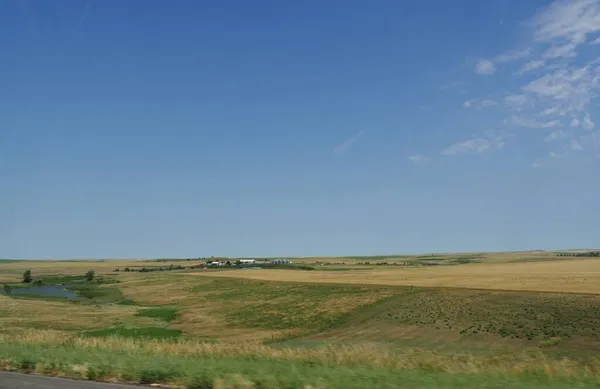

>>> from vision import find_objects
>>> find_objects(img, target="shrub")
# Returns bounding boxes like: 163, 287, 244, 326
539, 337, 562, 348
85, 270, 95, 282
138, 367, 178, 384
22, 270, 33, 283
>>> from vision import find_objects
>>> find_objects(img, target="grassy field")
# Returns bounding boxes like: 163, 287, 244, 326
1, 253, 600, 388
183, 258, 600, 294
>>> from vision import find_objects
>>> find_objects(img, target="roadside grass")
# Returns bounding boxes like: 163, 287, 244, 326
1, 332, 600, 388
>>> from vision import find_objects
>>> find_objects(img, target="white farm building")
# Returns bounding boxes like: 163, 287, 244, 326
270, 258, 292, 264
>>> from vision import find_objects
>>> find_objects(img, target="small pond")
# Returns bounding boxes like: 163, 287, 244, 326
1, 284, 84, 300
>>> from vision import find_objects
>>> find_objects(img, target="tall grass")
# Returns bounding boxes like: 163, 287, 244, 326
1, 329, 600, 378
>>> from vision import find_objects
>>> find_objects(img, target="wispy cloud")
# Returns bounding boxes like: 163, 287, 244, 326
333, 130, 365, 155
441, 130, 509, 156
544, 129, 569, 142
408, 154, 428, 163
78, 1, 93, 28
532, 150, 568, 168
439, 80, 469, 95
463, 99, 497, 109
517, 60, 545, 75
439, 80, 463, 90
508, 115, 562, 128
465, 0, 600, 167
475, 59, 496, 75
441, 138, 492, 155
381, 188, 394, 196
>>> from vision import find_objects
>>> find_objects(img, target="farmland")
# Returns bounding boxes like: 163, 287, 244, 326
1, 252, 600, 388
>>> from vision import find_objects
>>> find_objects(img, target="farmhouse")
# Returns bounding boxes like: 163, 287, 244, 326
271, 258, 292, 264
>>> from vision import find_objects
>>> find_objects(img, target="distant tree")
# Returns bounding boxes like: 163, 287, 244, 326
22, 270, 32, 283
85, 270, 95, 282
3, 284, 12, 295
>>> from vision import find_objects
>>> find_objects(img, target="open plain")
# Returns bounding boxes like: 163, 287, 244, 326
1, 251, 600, 388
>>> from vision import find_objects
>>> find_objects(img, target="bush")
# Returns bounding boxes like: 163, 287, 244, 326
539, 337, 562, 348
138, 367, 178, 384
22, 270, 32, 283
186, 373, 214, 389
85, 270, 95, 282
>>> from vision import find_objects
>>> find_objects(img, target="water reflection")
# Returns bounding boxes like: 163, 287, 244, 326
1, 284, 83, 300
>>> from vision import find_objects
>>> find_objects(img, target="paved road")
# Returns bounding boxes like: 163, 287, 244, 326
0, 372, 142, 389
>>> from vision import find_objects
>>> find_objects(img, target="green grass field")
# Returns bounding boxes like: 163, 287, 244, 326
2, 256, 600, 387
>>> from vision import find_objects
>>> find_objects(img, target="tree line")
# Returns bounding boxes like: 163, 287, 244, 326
556, 251, 600, 257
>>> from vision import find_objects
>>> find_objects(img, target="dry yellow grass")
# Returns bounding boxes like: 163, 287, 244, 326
0, 295, 161, 331
0, 260, 204, 282
114, 274, 395, 341
185, 258, 600, 294
2, 328, 599, 377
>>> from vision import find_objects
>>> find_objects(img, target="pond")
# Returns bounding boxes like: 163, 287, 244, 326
1, 284, 84, 300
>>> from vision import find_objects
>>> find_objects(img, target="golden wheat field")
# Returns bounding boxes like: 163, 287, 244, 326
0, 259, 201, 283
185, 258, 600, 294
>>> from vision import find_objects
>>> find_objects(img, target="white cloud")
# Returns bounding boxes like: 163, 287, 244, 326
582, 112, 595, 130
381, 188, 393, 196
463, 99, 497, 109
580, 130, 600, 147
509, 115, 562, 128
408, 154, 428, 163
531, 0, 600, 44
441, 138, 491, 155
440, 80, 463, 90
495, 48, 531, 63
570, 139, 585, 150
333, 130, 365, 155
518, 60, 545, 74
543, 41, 579, 59
475, 59, 496, 75
441, 130, 508, 156
544, 129, 569, 141
504, 94, 530, 108
465, 0, 600, 167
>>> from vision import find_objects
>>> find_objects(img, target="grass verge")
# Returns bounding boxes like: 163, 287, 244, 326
1, 339, 600, 388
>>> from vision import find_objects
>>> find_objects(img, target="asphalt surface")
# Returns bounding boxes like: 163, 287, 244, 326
0, 372, 142, 389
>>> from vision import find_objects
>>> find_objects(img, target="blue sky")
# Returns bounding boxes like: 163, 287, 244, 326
2, 0, 599, 259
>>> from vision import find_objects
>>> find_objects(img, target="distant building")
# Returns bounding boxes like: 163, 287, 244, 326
239, 259, 256, 264
270, 258, 292, 264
